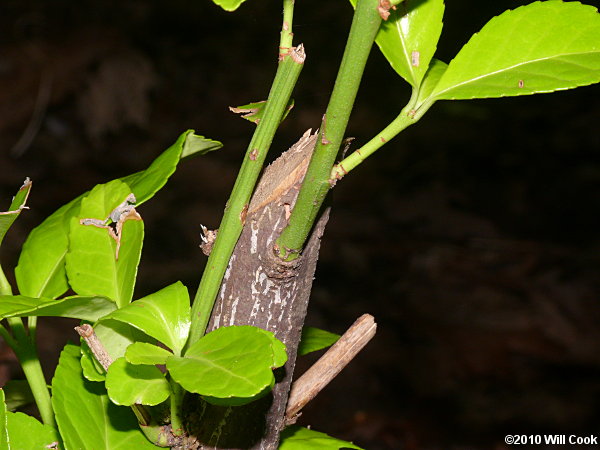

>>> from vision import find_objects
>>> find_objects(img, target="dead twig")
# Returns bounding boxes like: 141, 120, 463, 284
285, 313, 377, 425
74, 323, 113, 371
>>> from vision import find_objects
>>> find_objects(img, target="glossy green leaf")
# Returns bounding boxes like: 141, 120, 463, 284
430, 1, 600, 100
95, 320, 147, 361
5, 412, 61, 450
211, 0, 247, 12
101, 282, 190, 354
52, 344, 156, 450
298, 326, 340, 356
414, 58, 448, 108
167, 326, 280, 404
201, 383, 273, 407
121, 130, 221, 205
15, 197, 80, 299
0, 295, 116, 322
0, 178, 31, 249
105, 357, 170, 406
279, 426, 363, 450
125, 342, 172, 365
16, 130, 218, 300
65, 180, 143, 307
259, 328, 287, 368
1, 381, 33, 412
230, 99, 294, 125
349, 0, 444, 87
181, 133, 223, 159
0, 389, 7, 450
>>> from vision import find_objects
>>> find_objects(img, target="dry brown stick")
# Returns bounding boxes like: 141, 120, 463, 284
285, 313, 377, 425
74, 323, 113, 370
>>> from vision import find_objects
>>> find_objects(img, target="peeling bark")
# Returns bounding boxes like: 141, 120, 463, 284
185, 131, 329, 449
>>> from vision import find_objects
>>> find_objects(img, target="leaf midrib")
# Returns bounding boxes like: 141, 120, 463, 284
432, 48, 600, 99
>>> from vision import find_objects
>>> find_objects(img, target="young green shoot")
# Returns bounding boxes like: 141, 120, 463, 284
275, 0, 383, 260
330, 92, 434, 180
187, 0, 304, 348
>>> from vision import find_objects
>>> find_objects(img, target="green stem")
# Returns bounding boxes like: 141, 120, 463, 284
275, 0, 382, 260
131, 404, 152, 427
6, 317, 55, 427
27, 316, 37, 342
169, 378, 185, 436
280, 0, 294, 53
0, 264, 55, 426
140, 423, 172, 447
0, 323, 16, 349
331, 97, 435, 179
187, 3, 304, 349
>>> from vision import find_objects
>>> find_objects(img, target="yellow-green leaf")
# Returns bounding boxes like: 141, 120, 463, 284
298, 326, 340, 356
5, 412, 60, 449
0, 178, 31, 249
0, 295, 116, 322
349, 0, 445, 87
125, 342, 173, 365
52, 344, 156, 450
105, 358, 170, 406
280, 426, 363, 450
65, 180, 143, 307
16, 130, 219, 299
212, 0, 248, 12
101, 282, 190, 355
168, 326, 283, 405
430, 1, 600, 100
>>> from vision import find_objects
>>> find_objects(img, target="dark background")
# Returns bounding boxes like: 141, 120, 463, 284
1, 1, 600, 448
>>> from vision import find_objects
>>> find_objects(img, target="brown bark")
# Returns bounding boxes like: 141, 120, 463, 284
185, 131, 329, 449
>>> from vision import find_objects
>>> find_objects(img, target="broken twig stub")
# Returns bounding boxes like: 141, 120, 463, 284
74, 324, 113, 371
285, 313, 377, 424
